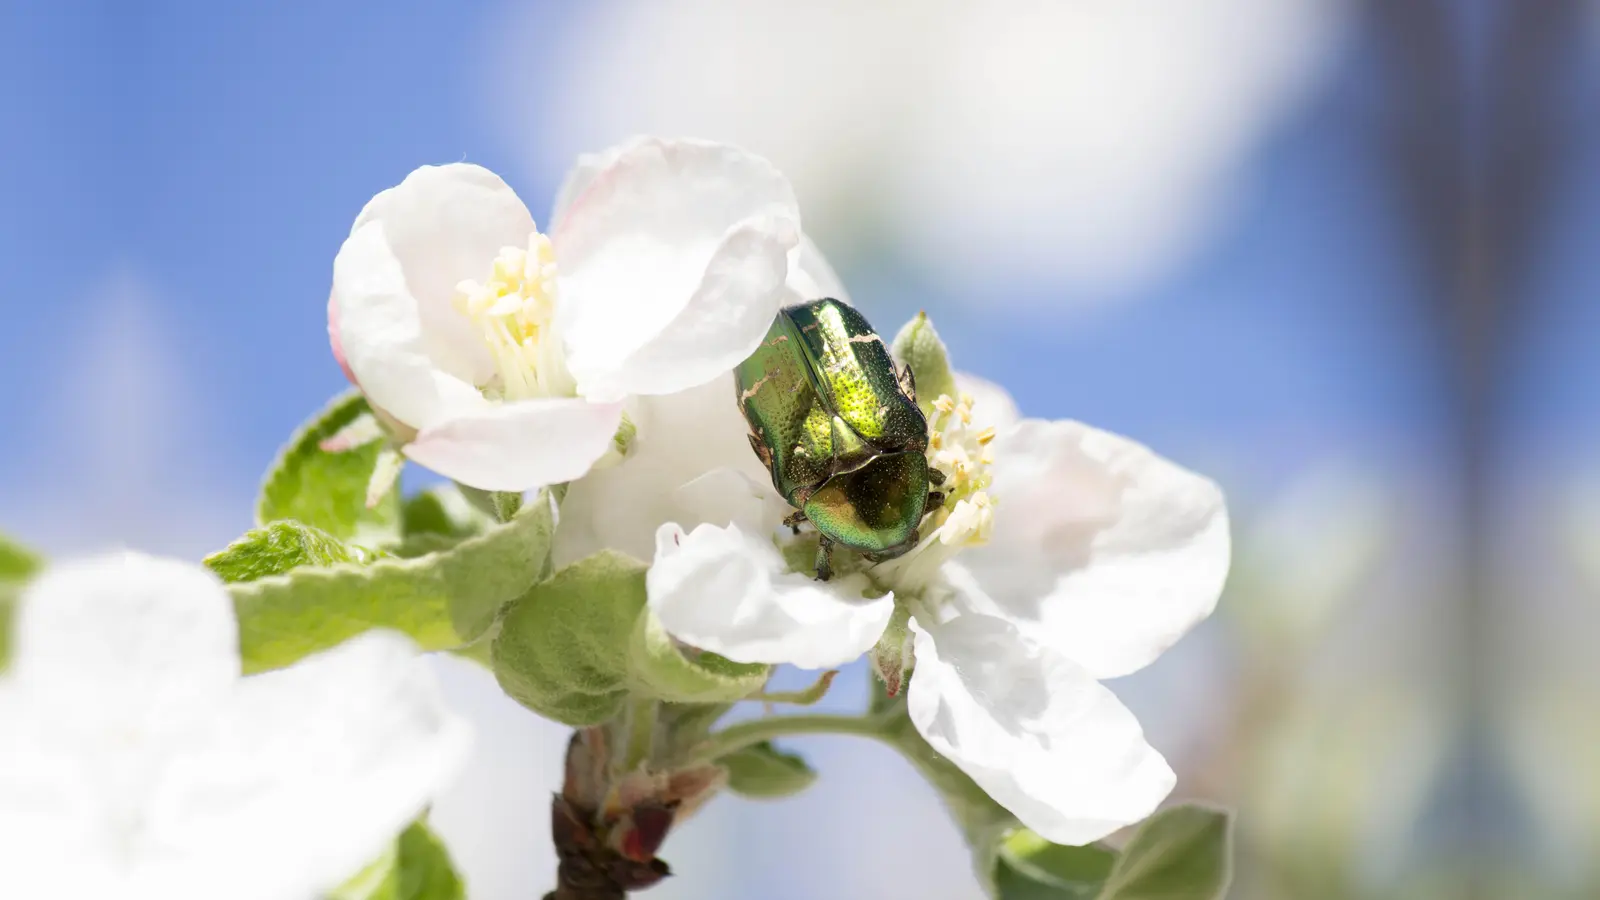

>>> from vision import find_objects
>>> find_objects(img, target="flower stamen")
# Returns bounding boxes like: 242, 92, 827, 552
922, 392, 998, 548
453, 232, 565, 402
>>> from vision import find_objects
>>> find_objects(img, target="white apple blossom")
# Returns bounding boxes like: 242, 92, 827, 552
0, 552, 472, 900
519, 0, 1341, 300
633, 374, 1229, 846
329, 136, 841, 492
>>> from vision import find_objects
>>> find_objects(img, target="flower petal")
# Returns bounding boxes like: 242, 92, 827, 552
907, 612, 1174, 846
327, 288, 356, 384
787, 231, 850, 304
333, 220, 495, 430
547, 135, 651, 234
351, 163, 536, 386
0, 691, 105, 896
960, 420, 1229, 679
669, 468, 787, 536
553, 138, 801, 402
553, 374, 778, 565
10, 553, 239, 734
648, 523, 893, 670
404, 397, 624, 492
152, 631, 472, 900
555, 140, 845, 313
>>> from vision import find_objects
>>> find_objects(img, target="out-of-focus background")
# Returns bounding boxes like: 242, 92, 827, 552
0, 1, 1590, 898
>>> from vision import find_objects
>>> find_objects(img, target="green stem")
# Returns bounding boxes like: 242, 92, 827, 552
624, 697, 658, 770
687, 712, 891, 764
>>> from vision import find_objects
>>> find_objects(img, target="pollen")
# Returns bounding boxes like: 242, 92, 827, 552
453, 232, 562, 401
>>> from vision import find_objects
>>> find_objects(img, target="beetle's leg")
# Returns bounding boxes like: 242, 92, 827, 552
925, 490, 945, 512
814, 535, 835, 582
927, 467, 947, 487
783, 508, 809, 535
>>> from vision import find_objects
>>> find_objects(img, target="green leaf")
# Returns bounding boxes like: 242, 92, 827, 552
403, 487, 491, 540
891, 311, 958, 414
995, 829, 1115, 900
0, 584, 18, 671
626, 608, 770, 704
456, 484, 523, 523
330, 842, 399, 900
395, 820, 466, 900
491, 550, 648, 726
231, 491, 555, 673
258, 390, 402, 548
721, 741, 818, 799
0, 532, 41, 670
1098, 805, 1231, 900
396, 487, 495, 558
204, 520, 381, 584
0, 532, 41, 581
331, 821, 465, 900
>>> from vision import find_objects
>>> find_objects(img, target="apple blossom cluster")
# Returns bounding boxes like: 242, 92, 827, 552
0, 136, 1232, 900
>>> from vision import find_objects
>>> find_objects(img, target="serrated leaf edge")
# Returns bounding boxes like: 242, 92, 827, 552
229, 496, 552, 670
255, 388, 371, 527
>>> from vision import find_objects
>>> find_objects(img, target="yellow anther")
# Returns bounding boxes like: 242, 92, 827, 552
923, 386, 1001, 547
452, 231, 563, 402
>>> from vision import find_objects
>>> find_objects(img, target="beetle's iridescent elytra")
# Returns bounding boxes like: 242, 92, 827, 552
735, 298, 944, 579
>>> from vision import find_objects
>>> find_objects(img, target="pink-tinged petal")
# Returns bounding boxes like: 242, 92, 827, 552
648, 523, 893, 670
327, 288, 356, 384
350, 164, 537, 387
552, 138, 801, 403
960, 420, 1230, 679
403, 398, 624, 492
547, 135, 652, 235
11, 553, 239, 737
907, 612, 1174, 846
152, 632, 472, 900
333, 221, 494, 430
955, 370, 1021, 432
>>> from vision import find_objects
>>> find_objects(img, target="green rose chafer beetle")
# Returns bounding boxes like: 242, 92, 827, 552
735, 298, 944, 580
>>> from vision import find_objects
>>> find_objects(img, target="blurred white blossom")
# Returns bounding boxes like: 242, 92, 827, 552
0, 553, 471, 900
504, 0, 1344, 302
